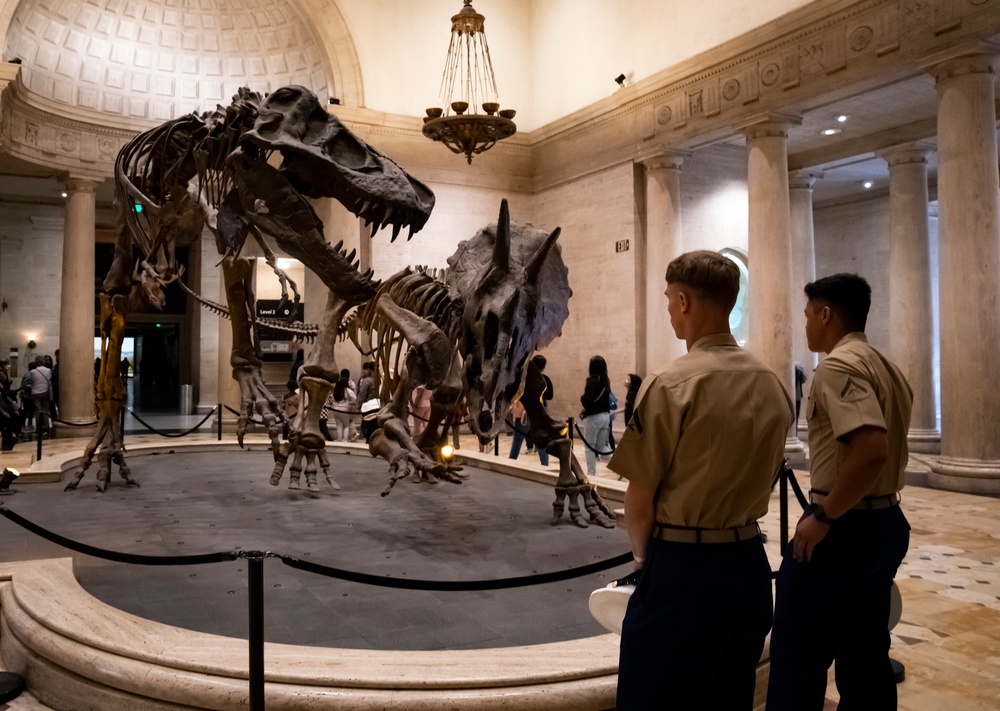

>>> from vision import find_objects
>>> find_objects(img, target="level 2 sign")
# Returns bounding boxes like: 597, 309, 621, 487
256, 299, 304, 320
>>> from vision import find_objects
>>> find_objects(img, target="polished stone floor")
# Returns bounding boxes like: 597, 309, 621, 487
1, 426, 998, 710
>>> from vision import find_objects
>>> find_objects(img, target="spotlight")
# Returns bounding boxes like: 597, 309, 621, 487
862, 180, 874, 189
614, 74, 626, 87
836, 114, 848, 122
820, 128, 841, 136
8, 57, 20, 65
440, 444, 455, 461
0, 468, 20, 494
328, 97, 340, 105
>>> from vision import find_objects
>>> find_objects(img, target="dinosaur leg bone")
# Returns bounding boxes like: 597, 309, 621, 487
221, 255, 281, 449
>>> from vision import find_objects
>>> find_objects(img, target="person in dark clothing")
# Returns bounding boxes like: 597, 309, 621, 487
623, 373, 643, 425
287, 349, 305, 392
579, 355, 612, 476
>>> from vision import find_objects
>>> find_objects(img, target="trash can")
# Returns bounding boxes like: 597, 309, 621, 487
180, 384, 194, 415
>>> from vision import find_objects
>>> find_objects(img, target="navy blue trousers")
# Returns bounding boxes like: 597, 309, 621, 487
766, 505, 909, 711
616, 537, 773, 710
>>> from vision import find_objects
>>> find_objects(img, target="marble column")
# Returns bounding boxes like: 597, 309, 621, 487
640, 151, 688, 373
58, 177, 98, 427
789, 169, 821, 433
877, 143, 939, 454
743, 116, 802, 452
926, 52, 1000, 493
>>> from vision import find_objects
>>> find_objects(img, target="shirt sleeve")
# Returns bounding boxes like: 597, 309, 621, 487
812, 358, 886, 440
607, 376, 681, 489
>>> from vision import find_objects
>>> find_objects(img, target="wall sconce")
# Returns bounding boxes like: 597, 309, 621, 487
614, 73, 627, 87
0, 468, 20, 493
26, 334, 36, 349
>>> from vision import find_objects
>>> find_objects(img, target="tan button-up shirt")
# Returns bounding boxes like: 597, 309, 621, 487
807, 332, 913, 496
608, 333, 794, 529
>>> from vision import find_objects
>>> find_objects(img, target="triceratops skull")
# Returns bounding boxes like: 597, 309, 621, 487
446, 200, 571, 440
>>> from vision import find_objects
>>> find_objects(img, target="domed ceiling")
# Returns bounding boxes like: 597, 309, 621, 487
4, 0, 332, 124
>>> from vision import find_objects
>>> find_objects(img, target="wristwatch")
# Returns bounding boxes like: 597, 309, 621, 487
806, 502, 836, 525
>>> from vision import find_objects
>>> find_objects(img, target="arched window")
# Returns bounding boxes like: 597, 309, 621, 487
720, 248, 749, 347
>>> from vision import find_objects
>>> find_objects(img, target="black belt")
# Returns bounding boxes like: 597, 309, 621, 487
809, 490, 900, 511
653, 522, 761, 544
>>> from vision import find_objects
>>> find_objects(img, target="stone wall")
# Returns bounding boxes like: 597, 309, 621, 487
0, 202, 64, 377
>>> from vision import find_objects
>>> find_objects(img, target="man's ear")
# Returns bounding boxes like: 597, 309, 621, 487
820, 304, 832, 324
677, 289, 690, 313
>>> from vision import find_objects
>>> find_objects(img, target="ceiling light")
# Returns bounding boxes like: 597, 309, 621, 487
862, 180, 874, 189
422, 0, 516, 164
821, 128, 841, 136
60, 192, 67, 198
836, 114, 848, 123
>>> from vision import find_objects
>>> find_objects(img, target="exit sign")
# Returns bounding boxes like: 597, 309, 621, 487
615, 239, 630, 253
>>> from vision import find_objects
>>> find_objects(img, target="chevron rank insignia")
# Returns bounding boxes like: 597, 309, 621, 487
839, 377, 869, 402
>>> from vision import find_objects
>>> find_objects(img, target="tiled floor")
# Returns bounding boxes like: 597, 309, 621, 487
1, 424, 999, 709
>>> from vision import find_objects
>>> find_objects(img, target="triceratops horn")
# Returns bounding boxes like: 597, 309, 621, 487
524, 226, 561, 282
492, 199, 511, 274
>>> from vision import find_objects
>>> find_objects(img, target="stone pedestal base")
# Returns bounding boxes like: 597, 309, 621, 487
928, 457, 1000, 495
784, 436, 804, 455
907, 428, 940, 454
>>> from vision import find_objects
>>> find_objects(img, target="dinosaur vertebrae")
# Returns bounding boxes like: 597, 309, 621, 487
177, 279, 319, 342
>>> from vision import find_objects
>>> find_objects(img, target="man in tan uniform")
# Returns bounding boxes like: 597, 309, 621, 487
767, 273, 912, 710
609, 251, 793, 710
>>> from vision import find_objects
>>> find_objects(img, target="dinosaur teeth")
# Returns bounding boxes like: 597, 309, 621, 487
360, 200, 371, 215
346, 248, 356, 262
332, 240, 344, 252
407, 224, 416, 241
391, 223, 402, 242
370, 222, 380, 238
382, 206, 394, 227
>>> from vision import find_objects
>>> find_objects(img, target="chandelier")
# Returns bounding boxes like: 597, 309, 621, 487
422, 0, 516, 164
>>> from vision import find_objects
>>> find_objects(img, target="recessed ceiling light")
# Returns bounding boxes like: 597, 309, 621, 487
862, 180, 874, 189
836, 114, 849, 123
821, 128, 841, 136
60, 192, 67, 198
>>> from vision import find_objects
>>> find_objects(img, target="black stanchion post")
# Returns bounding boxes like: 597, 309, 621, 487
217, 403, 223, 441
567, 417, 574, 441
120, 404, 126, 446
247, 553, 265, 710
493, 433, 499, 456
779, 462, 789, 556
35, 415, 42, 461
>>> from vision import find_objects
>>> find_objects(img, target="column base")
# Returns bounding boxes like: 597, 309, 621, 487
53, 419, 97, 439
907, 428, 941, 454
784, 435, 804, 455
927, 456, 1000, 495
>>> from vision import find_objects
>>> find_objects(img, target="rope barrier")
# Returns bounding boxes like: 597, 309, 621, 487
572, 421, 616, 456
54, 418, 99, 427
0, 503, 633, 589
280, 551, 635, 591
127, 407, 217, 438
0, 506, 237, 566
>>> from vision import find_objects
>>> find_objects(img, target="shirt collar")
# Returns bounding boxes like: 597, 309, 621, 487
689, 332, 738, 352
832, 331, 869, 351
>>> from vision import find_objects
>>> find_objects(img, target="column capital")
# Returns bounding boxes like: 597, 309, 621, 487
61, 175, 101, 194
637, 147, 690, 172
876, 141, 935, 168
737, 112, 802, 141
921, 42, 999, 83
788, 169, 823, 190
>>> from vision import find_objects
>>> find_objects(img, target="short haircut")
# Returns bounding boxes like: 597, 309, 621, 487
530, 354, 546, 371
665, 250, 739, 312
804, 273, 871, 331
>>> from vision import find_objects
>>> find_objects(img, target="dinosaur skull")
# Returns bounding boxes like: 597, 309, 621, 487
447, 200, 570, 441
241, 86, 435, 242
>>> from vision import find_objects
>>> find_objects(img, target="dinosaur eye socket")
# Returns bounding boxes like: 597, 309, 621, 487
483, 311, 499, 360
